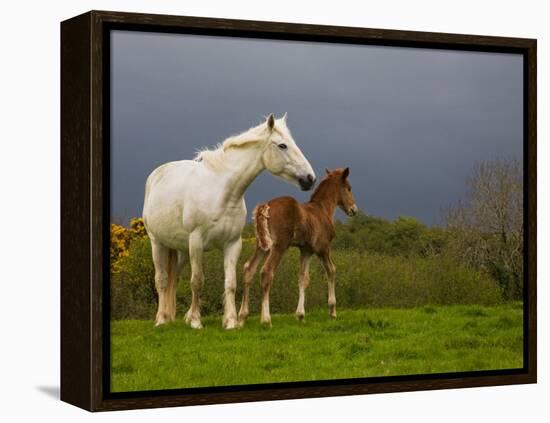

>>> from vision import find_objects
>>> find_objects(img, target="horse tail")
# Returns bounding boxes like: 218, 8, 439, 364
166, 249, 178, 318
253, 204, 273, 252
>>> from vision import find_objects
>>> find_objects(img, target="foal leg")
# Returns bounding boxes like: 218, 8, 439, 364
222, 238, 242, 330
238, 246, 267, 326
184, 231, 204, 329
260, 248, 284, 326
295, 249, 312, 321
319, 250, 337, 318
151, 241, 172, 326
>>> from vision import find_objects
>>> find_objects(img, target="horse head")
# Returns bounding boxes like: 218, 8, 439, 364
261, 113, 316, 191
325, 167, 358, 216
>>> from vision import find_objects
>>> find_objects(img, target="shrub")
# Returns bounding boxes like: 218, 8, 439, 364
111, 236, 155, 320
111, 234, 503, 320
332, 213, 449, 257
110, 218, 147, 273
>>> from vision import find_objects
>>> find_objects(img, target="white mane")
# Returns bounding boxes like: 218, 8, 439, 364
194, 121, 272, 171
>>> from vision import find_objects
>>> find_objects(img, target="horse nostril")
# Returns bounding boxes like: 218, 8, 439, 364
298, 174, 315, 191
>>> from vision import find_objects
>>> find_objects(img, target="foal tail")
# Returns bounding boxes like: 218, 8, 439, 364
252, 204, 273, 251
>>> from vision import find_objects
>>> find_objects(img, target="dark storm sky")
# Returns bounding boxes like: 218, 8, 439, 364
110, 30, 523, 225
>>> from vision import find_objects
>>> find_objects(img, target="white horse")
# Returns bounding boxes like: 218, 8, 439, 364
142, 114, 316, 329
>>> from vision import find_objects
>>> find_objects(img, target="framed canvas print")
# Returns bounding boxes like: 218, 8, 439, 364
60, 10, 537, 411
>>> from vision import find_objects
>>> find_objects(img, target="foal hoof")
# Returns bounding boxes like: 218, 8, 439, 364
295, 312, 305, 322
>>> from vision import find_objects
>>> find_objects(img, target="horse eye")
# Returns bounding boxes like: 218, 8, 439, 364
278, 143, 288, 150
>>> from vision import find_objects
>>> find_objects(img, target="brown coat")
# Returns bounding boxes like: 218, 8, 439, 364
238, 168, 358, 326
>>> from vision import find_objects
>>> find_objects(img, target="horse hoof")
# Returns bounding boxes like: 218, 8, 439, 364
295, 312, 305, 321
190, 320, 203, 329
185, 311, 203, 329
155, 313, 169, 326
237, 317, 247, 328
223, 317, 238, 330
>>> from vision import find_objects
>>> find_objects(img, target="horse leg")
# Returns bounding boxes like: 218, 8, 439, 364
185, 231, 204, 329
319, 250, 337, 318
222, 238, 242, 330
295, 249, 312, 321
166, 251, 186, 322
260, 248, 284, 326
151, 241, 173, 326
238, 246, 267, 326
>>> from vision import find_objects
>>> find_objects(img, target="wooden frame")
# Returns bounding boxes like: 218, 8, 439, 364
60, 10, 537, 411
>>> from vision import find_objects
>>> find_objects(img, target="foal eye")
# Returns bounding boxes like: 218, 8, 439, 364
278, 143, 287, 150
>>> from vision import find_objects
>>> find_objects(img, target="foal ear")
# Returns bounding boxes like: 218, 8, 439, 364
282, 112, 288, 123
267, 113, 275, 130
325, 168, 330, 175
342, 167, 350, 180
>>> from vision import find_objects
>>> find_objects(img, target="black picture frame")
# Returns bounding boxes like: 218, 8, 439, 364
61, 10, 537, 411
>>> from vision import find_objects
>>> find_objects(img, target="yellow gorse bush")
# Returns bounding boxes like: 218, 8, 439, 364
110, 220, 253, 274
110, 218, 148, 273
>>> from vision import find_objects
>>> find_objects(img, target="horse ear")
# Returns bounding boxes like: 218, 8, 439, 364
282, 112, 288, 123
325, 168, 330, 175
342, 167, 350, 179
267, 113, 275, 130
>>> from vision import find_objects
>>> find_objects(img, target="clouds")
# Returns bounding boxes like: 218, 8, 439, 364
110, 30, 523, 225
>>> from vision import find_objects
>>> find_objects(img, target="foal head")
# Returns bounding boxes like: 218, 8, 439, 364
261, 114, 316, 191
325, 167, 358, 216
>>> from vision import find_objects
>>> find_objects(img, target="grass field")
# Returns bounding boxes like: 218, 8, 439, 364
111, 303, 523, 392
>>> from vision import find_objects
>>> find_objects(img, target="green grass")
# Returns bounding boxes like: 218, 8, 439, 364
111, 303, 523, 392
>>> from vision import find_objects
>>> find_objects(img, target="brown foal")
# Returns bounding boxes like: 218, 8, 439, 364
238, 167, 358, 326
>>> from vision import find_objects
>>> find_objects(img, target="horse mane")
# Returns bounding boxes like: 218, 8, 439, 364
194, 122, 269, 171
